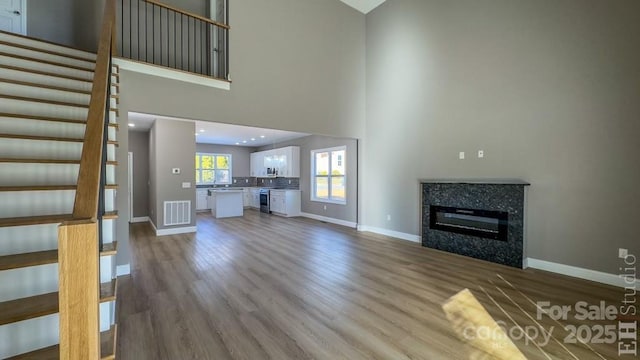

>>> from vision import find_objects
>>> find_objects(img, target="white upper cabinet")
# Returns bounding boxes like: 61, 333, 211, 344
250, 146, 300, 178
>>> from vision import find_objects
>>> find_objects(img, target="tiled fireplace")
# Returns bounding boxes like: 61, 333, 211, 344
421, 179, 530, 268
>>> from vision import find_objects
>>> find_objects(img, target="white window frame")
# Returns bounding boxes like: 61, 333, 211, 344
196, 152, 232, 185
310, 146, 347, 205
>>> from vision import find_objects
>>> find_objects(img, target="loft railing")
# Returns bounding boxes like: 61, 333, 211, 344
58, 0, 116, 358
117, 0, 230, 80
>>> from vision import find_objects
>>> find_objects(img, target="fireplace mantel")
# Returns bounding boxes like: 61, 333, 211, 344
421, 180, 529, 268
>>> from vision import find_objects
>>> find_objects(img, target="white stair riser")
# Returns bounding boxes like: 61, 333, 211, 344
0, 54, 94, 80
0, 67, 118, 94
1, 82, 90, 106
0, 138, 83, 160
0, 163, 78, 186
0, 223, 58, 256
0, 118, 84, 139
0, 314, 59, 359
0, 32, 96, 62
0, 219, 116, 258
0, 98, 117, 122
0, 304, 113, 358
0, 190, 74, 218
0, 67, 92, 92
0, 44, 95, 70
0, 264, 58, 301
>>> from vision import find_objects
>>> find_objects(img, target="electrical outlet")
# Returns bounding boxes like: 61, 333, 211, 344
478, 150, 484, 158
459, 152, 465, 160
387, 214, 391, 221
245, 179, 249, 183
234, 179, 237, 183
288, 180, 292, 185
269, 179, 273, 183
323, 205, 327, 211
619, 248, 629, 258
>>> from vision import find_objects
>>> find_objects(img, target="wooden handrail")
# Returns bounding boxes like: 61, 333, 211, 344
72, 0, 116, 219
144, 0, 230, 29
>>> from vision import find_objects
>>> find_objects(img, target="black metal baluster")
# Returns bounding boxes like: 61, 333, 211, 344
136, 0, 139, 60
145, 1, 148, 62
128, 0, 131, 57
188, 17, 191, 72
153, 4, 155, 64
174, 12, 177, 68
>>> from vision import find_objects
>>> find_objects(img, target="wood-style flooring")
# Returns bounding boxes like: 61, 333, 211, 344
117, 210, 627, 359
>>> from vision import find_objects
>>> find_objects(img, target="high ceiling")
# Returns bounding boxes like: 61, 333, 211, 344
339, 0, 386, 14
127, 112, 309, 147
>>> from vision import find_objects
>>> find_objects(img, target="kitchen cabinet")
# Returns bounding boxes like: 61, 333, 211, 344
243, 188, 251, 208
269, 190, 301, 217
196, 189, 209, 210
250, 188, 260, 208
249, 146, 300, 178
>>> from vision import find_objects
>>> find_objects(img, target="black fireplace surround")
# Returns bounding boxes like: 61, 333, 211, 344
421, 180, 529, 268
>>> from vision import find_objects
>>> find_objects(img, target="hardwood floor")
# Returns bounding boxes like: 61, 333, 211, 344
117, 210, 627, 359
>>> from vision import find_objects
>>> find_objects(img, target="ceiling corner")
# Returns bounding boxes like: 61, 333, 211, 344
339, 0, 386, 14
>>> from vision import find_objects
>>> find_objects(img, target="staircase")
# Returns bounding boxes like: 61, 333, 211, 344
0, 29, 119, 359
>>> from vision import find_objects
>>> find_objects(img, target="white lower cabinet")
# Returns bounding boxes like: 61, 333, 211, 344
243, 188, 251, 208
250, 188, 260, 208
196, 189, 209, 210
269, 190, 301, 217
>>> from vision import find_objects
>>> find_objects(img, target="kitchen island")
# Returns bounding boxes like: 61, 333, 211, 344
209, 189, 244, 218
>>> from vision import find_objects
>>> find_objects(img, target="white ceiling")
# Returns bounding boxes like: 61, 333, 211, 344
127, 112, 309, 147
339, 0, 386, 14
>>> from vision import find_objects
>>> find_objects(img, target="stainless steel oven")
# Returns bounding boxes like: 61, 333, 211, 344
259, 188, 270, 213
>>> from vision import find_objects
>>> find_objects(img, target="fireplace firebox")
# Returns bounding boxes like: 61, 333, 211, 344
429, 205, 508, 241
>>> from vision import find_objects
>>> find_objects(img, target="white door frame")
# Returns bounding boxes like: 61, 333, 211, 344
128, 151, 133, 222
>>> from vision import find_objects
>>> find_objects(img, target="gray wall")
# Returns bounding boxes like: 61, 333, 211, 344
128, 130, 150, 218
150, 119, 196, 230
27, 0, 75, 47
196, 143, 254, 178
364, 0, 640, 273
258, 135, 358, 224
115, 0, 366, 138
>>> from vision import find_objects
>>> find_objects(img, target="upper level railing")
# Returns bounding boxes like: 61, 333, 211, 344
58, 0, 116, 358
117, 0, 230, 80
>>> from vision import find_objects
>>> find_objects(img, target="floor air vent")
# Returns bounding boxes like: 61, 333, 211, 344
164, 200, 191, 226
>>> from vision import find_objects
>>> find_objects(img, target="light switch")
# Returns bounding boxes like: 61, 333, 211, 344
459, 152, 465, 160
181, 182, 191, 188
172, 168, 180, 174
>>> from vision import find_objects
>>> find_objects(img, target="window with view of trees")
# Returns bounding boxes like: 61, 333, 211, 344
311, 146, 346, 204
195, 153, 232, 185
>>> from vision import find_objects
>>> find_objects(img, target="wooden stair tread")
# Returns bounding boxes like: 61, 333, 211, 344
0, 214, 73, 227
0, 244, 120, 271
0, 133, 84, 143
0, 50, 95, 73
0, 64, 92, 83
0, 41, 95, 67
0, 112, 120, 128
0, 292, 58, 325
103, 211, 119, 220
0, 95, 118, 112
0, 78, 91, 94
0, 280, 118, 325
0, 158, 118, 165
6, 325, 117, 360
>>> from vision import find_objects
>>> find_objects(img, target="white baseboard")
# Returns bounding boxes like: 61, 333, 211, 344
300, 212, 357, 228
130, 216, 149, 223
149, 219, 157, 233
116, 264, 131, 276
526, 258, 640, 288
155, 226, 197, 236
357, 225, 421, 243
113, 58, 230, 90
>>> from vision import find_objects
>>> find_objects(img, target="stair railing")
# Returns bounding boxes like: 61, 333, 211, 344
117, 0, 230, 80
58, 0, 116, 358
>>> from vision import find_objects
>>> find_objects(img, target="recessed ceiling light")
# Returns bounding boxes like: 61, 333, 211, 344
250, 138, 256, 141
242, 140, 247, 143
199, 129, 205, 133
260, 135, 265, 138
235, 142, 240, 145
128, 123, 135, 127
195, 133, 199, 136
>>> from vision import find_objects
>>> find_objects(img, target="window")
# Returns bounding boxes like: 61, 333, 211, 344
195, 153, 232, 185
311, 146, 346, 204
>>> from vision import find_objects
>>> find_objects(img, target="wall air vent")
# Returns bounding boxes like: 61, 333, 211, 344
164, 200, 191, 226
